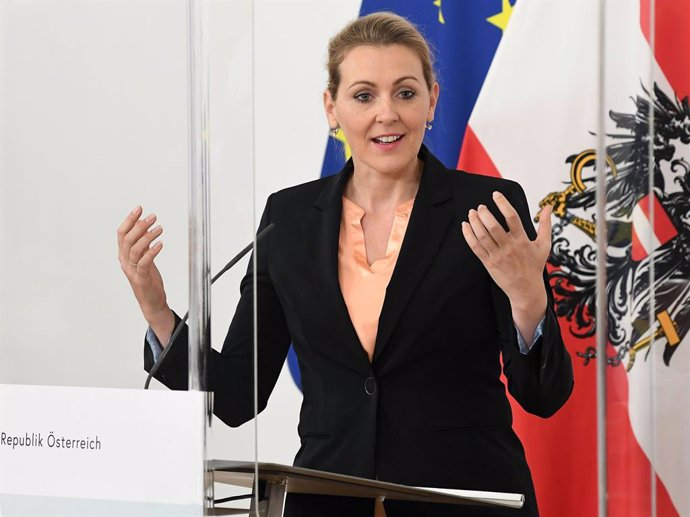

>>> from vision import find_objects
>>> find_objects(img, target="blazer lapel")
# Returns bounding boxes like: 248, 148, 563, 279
373, 148, 455, 363
301, 162, 372, 373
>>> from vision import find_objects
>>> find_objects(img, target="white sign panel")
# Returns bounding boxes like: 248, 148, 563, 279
0, 384, 205, 508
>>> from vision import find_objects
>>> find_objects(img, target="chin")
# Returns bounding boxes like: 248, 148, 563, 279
366, 153, 419, 176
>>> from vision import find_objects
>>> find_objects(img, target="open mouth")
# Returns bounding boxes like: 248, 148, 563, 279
372, 135, 403, 145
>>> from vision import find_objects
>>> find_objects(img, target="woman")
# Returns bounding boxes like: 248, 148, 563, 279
117, 12, 573, 517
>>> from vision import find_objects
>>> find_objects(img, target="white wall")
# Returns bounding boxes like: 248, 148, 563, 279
0, 0, 360, 467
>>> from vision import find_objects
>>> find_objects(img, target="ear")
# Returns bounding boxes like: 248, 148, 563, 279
427, 82, 440, 122
323, 90, 338, 129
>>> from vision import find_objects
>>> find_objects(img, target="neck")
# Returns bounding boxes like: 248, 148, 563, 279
344, 158, 423, 213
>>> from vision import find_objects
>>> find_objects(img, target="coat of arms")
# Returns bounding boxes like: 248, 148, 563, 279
537, 83, 690, 370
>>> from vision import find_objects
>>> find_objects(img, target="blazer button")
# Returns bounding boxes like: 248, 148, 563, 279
364, 377, 377, 396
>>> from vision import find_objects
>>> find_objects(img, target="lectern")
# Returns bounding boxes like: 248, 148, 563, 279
210, 461, 524, 517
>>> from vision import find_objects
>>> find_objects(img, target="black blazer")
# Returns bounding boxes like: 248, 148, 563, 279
145, 146, 574, 517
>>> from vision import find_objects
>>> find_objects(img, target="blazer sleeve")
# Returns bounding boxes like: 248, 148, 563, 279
144, 194, 293, 427
491, 182, 574, 418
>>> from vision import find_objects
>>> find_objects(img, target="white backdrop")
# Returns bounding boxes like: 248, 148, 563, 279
0, 0, 360, 467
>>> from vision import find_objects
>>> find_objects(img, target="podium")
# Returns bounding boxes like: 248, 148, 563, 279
0, 385, 525, 517
210, 461, 524, 517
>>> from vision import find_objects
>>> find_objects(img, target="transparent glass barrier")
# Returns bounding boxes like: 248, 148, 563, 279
221, 1, 362, 514
647, 2, 690, 513
248, 0, 360, 462
0, 0, 254, 514
0, 0, 192, 389
603, 1, 690, 516
203, 0, 256, 510
602, 1, 658, 515
465, 1, 604, 514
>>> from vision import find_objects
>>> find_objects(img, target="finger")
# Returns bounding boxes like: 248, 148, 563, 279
136, 241, 163, 271
536, 204, 553, 253
468, 208, 498, 253
129, 225, 163, 264
117, 206, 143, 247
476, 204, 509, 247
121, 213, 157, 259
461, 221, 489, 261
492, 191, 526, 237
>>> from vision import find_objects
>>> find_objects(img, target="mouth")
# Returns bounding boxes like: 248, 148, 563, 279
372, 134, 404, 145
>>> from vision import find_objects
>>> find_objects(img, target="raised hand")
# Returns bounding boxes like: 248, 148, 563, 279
117, 206, 174, 344
461, 191, 553, 343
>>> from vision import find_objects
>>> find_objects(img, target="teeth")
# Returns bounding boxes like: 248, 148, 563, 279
375, 135, 402, 143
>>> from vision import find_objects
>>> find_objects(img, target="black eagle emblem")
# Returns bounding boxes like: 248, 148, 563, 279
536, 83, 690, 370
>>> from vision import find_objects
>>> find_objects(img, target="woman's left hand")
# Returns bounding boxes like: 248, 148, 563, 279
461, 191, 553, 342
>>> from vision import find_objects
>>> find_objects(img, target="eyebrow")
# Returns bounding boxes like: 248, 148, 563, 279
347, 75, 422, 89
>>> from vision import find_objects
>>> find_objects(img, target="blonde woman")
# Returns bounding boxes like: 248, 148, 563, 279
118, 12, 572, 517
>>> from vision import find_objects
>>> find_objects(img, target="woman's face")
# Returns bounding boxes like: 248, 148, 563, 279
324, 44, 439, 178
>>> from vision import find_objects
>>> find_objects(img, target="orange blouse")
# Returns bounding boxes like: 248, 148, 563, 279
338, 196, 415, 361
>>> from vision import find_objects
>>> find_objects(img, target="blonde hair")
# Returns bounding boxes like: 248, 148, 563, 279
326, 12, 436, 100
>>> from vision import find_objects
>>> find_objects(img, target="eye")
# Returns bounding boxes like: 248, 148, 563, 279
354, 92, 372, 103
398, 89, 416, 100
355, 92, 371, 103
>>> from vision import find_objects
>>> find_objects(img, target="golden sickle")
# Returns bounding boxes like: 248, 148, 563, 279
536, 149, 617, 241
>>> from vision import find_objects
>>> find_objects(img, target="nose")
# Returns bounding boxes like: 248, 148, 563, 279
375, 98, 399, 125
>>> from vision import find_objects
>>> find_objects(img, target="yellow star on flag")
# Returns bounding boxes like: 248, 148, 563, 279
487, 0, 513, 31
433, 0, 445, 24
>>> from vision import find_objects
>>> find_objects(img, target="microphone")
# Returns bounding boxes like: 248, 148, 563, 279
144, 223, 275, 389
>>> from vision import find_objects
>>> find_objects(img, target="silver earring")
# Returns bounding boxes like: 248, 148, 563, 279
329, 126, 340, 137
425, 122, 433, 131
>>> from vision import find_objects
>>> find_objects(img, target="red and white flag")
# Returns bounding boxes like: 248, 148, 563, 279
459, 1, 690, 516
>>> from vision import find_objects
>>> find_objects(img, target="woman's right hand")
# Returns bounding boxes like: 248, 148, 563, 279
117, 206, 174, 345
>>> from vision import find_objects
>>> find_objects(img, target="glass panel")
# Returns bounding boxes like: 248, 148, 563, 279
462, 1, 600, 515
0, 0, 215, 514
602, 1, 663, 516
630, 1, 690, 516
0, 0, 191, 390
209, 2, 363, 513
596, 1, 689, 516
203, 0, 255, 510
249, 0, 360, 464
